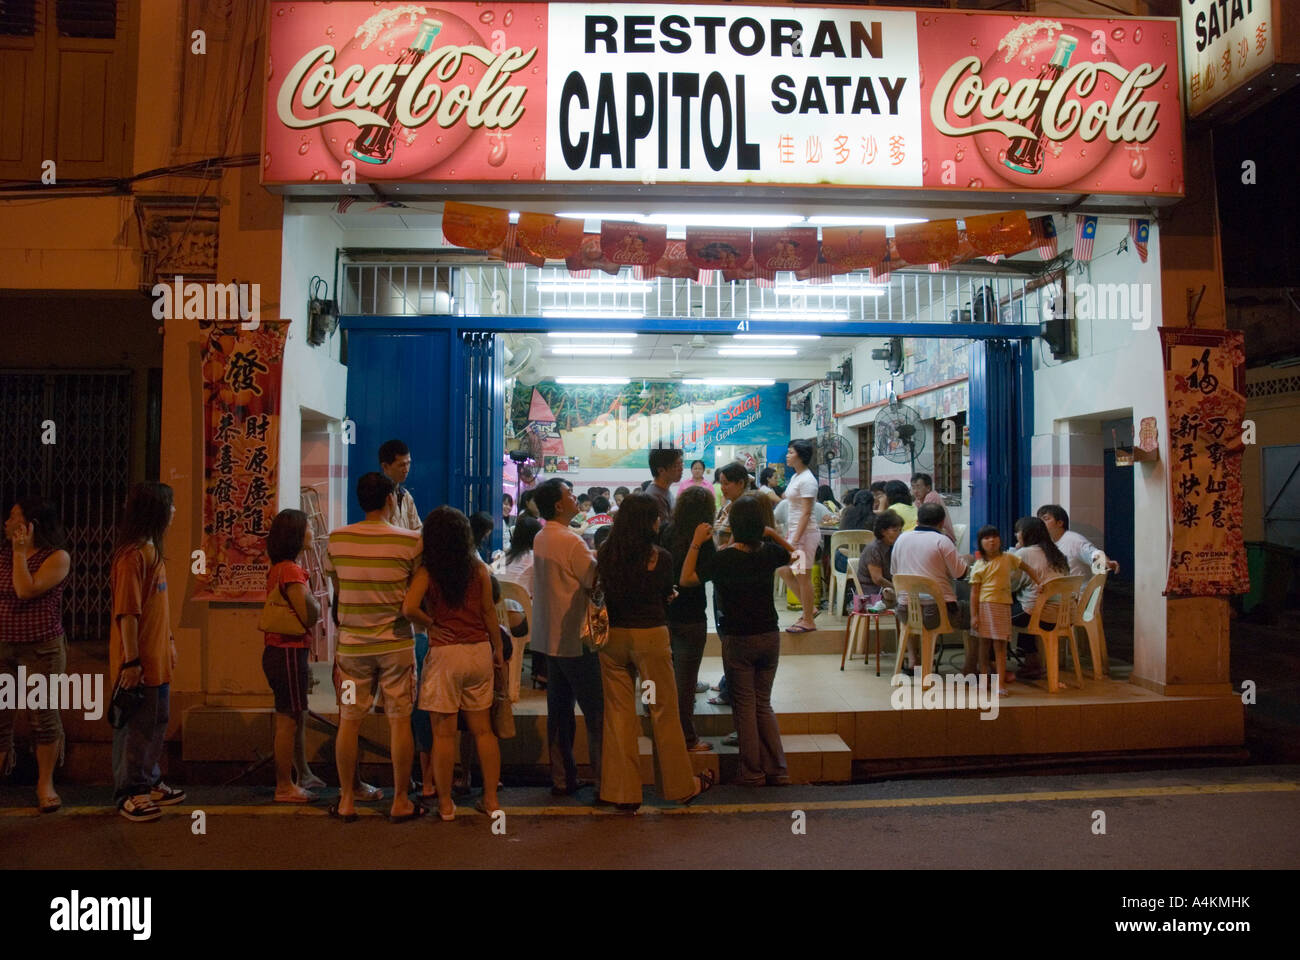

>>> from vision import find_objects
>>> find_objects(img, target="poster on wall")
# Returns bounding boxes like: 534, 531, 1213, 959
511, 381, 789, 468
1160, 328, 1249, 597
194, 324, 287, 602
264, 3, 1184, 197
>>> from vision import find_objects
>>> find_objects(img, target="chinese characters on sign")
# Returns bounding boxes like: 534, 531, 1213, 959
195, 324, 287, 602
1161, 328, 1249, 597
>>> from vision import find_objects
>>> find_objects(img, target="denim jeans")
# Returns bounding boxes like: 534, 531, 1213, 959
545, 651, 604, 790
112, 683, 169, 804
720, 632, 787, 785
668, 620, 707, 748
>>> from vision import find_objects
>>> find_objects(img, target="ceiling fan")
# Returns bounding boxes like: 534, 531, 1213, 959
668, 344, 688, 379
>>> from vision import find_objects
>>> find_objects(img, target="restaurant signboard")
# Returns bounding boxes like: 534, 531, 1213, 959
265, 3, 1183, 196
1181, 0, 1276, 116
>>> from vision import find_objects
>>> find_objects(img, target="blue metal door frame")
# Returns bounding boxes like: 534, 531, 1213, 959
340, 314, 1035, 545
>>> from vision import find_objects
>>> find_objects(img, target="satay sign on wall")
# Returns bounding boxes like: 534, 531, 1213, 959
263, 3, 1183, 195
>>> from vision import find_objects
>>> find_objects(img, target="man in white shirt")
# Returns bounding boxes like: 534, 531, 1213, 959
1037, 505, 1120, 578
530, 479, 603, 797
891, 503, 971, 666
911, 472, 956, 543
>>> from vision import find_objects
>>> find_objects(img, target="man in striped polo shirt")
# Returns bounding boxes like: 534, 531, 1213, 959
325, 472, 423, 821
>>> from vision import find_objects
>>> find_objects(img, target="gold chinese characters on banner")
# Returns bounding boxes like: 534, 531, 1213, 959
1160, 328, 1249, 597
195, 323, 287, 602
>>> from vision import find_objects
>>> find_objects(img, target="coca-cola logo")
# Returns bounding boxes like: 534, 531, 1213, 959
930, 56, 1166, 143
275, 42, 537, 132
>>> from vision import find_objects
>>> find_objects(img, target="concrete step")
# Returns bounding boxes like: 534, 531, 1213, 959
638, 733, 851, 784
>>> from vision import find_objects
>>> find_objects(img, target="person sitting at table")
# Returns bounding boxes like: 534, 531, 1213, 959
882, 480, 917, 531
757, 468, 781, 505
817, 485, 842, 513
1007, 515, 1071, 679
911, 473, 956, 542
869, 481, 888, 513
832, 489, 876, 578
859, 510, 905, 610
889, 503, 969, 669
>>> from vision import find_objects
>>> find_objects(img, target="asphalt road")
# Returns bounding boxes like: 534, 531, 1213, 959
5, 765, 1298, 870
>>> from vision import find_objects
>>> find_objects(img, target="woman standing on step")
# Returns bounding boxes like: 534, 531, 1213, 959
596, 493, 714, 810
0, 497, 72, 813
681, 495, 794, 788
663, 486, 719, 754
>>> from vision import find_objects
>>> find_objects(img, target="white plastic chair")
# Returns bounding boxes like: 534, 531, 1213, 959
1075, 573, 1109, 679
828, 529, 873, 616
497, 579, 532, 702
952, 523, 967, 551
892, 575, 962, 677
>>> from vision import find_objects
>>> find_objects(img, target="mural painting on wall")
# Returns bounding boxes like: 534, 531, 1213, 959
1160, 328, 1249, 597
510, 381, 789, 468
194, 323, 288, 602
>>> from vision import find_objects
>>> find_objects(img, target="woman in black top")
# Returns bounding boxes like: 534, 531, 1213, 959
663, 486, 718, 752
681, 495, 795, 787
596, 493, 713, 809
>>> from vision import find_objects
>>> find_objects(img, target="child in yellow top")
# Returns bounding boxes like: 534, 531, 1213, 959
969, 526, 1042, 695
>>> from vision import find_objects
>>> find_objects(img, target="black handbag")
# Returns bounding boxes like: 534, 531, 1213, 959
108, 675, 146, 729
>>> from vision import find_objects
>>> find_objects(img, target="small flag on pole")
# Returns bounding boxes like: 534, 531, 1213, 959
1030, 215, 1058, 259
1130, 218, 1150, 263
1074, 215, 1098, 262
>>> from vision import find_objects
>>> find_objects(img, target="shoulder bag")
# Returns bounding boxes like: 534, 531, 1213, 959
580, 570, 610, 650
257, 579, 310, 637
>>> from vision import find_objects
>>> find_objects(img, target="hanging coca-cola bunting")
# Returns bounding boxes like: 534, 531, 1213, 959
893, 220, 961, 267
819, 226, 888, 272
600, 221, 668, 267
565, 233, 621, 276
794, 244, 839, 284
442, 201, 509, 250
488, 223, 545, 268
639, 240, 699, 282
685, 228, 752, 272
964, 211, 1034, 259
516, 212, 583, 260
752, 227, 819, 273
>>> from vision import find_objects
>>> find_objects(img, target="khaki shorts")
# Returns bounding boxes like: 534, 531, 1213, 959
334, 647, 416, 720
418, 642, 493, 714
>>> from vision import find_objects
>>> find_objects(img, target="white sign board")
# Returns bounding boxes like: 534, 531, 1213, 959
1182, 0, 1275, 115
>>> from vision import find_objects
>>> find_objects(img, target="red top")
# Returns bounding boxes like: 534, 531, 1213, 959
423, 565, 490, 646
265, 561, 311, 649
0, 546, 65, 644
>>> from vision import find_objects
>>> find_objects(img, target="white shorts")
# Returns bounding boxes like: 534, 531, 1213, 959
418, 642, 493, 714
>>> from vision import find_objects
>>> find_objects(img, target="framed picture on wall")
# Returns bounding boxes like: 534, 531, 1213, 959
567, 457, 580, 472
543, 456, 559, 473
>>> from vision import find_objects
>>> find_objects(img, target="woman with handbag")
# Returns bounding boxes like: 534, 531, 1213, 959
402, 507, 504, 820
595, 493, 714, 811
0, 497, 72, 813
260, 509, 323, 803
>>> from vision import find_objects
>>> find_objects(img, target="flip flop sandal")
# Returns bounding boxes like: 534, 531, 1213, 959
356, 783, 384, 802
39, 797, 62, 814
474, 800, 503, 816
707, 695, 729, 705
327, 803, 358, 823
682, 769, 716, 805
785, 624, 815, 634
389, 803, 429, 824
274, 789, 314, 804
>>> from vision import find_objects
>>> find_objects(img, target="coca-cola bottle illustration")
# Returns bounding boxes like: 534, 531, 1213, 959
1003, 34, 1077, 176
350, 18, 442, 165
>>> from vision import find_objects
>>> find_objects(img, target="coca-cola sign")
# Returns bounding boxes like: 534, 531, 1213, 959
262, 4, 1183, 196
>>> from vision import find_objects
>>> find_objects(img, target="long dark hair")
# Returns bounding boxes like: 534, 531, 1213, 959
839, 490, 876, 531
506, 515, 541, 565
113, 482, 173, 566
974, 525, 1003, 560
1015, 516, 1068, 574
422, 506, 477, 608
667, 486, 716, 560
267, 509, 309, 565
597, 492, 659, 596
14, 496, 66, 551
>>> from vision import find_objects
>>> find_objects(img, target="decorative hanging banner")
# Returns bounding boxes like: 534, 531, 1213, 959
195, 323, 288, 602
794, 245, 840, 283
517, 212, 584, 260
964, 210, 1033, 259
488, 224, 546, 268
442, 201, 509, 250
600, 221, 668, 266
1160, 328, 1249, 597
819, 225, 888, 272
752, 227, 819, 272
893, 219, 960, 266
1130, 218, 1151, 263
638, 240, 700, 282
1031, 215, 1059, 259
685, 228, 752, 272
566, 233, 622, 276
1074, 214, 1098, 262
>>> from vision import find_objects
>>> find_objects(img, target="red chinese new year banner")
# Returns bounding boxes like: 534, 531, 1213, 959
196, 324, 288, 602
1160, 328, 1249, 597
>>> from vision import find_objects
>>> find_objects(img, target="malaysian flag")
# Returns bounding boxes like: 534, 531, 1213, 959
1130, 218, 1150, 263
1030, 215, 1058, 259
1074, 215, 1098, 262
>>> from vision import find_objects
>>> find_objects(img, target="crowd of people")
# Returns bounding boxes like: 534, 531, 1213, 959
0, 434, 1117, 819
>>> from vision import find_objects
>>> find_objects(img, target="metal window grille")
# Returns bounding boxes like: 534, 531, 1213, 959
0, 370, 132, 643
933, 410, 966, 497
0, 0, 38, 35
56, 0, 116, 38
341, 260, 1041, 326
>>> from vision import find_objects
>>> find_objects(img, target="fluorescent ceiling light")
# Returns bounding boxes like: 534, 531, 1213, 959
805, 215, 928, 226
748, 310, 851, 322
718, 347, 798, 357
735, 334, 821, 341
537, 277, 653, 294
551, 345, 636, 355
555, 376, 631, 384
546, 332, 639, 339
541, 308, 644, 319
682, 378, 777, 386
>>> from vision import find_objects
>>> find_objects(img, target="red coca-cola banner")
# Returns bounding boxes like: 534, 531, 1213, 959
752, 228, 819, 272
685, 229, 753, 272
600, 222, 668, 266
